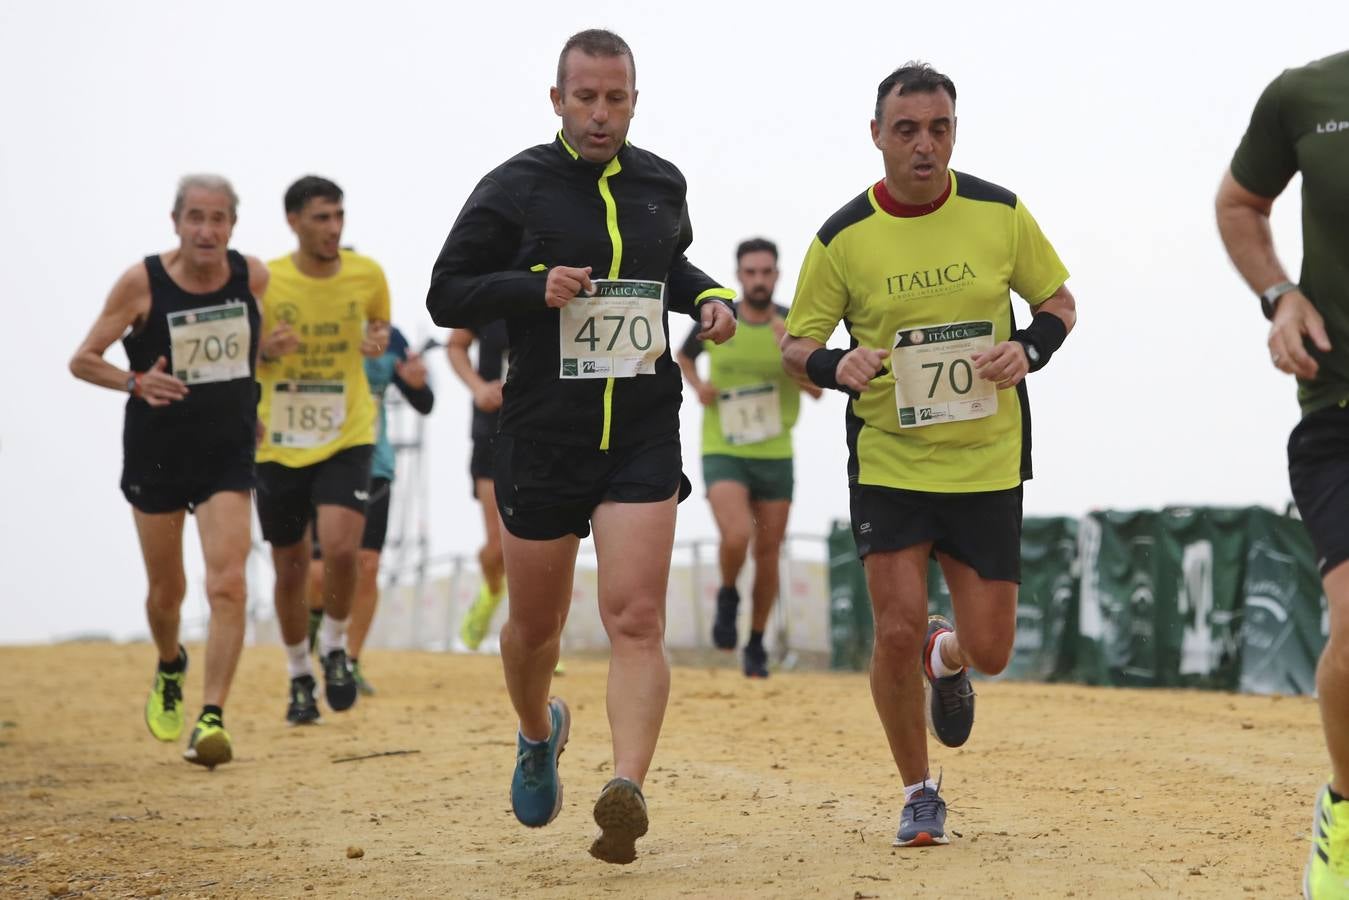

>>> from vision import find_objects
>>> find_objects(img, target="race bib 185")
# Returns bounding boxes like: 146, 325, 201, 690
270, 381, 346, 448
892, 321, 998, 428
168, 302, 251, 385
558, 279, 667, 379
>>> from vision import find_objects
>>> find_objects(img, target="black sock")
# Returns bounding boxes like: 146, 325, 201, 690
748, 630, 764, 649
1331, 787, 1346, 805
158, 646, 187, 674
309, 608, 324, 620
350, 657, 359, 666
201, 705, 223, 724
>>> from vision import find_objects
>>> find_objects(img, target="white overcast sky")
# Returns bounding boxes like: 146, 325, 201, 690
2, 1, 1345, 643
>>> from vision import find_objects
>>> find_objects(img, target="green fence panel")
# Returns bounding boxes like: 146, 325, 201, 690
1075, 510, 1166, 686
1238, 508, 1328, 695
1154, 507, 1250, 690
1008, 517, 1080, 682
827, 521, 872, 671
1077, 508, 1250, 689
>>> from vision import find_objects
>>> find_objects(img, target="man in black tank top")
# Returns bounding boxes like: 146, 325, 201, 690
70, 174, 274, 771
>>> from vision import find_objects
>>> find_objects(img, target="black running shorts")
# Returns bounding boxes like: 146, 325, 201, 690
493, 433, 691, 541
1289, 403, 1349, 575
469, 438, 495, 496
849, 482, 1024, 583
121, 449, 254, 515
257, 444, 374, 547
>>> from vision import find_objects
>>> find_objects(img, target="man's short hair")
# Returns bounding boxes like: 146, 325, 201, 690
874, 62, 957, 121
173, 174, 238, 221
736, 237, 779, 264
556, 28, 635, 90
284, 175, 343, 215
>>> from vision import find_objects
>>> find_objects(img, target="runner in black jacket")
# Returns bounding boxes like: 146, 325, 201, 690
426, 28, 735, 865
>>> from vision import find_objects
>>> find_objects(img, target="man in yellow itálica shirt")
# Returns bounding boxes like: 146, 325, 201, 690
782, 62, 1076, 849
255, 175, 391, 724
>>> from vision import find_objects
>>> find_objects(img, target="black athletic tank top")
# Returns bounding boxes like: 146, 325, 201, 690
122, 250, 261, 473
471, 319, 510, 442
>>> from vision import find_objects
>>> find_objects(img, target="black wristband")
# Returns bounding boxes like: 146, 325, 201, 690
1013, 311, 1068, 373
805, 348, 848, 392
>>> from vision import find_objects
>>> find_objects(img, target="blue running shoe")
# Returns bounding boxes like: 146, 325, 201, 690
894, 781, 949, 847
511, 697, 571, 828
923, 615, 975, 748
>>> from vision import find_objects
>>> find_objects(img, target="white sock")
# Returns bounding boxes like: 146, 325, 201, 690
903, 778, 939, 802
928, 631, 963, 678
319, 613, 349, 658
285, 640, 312, 679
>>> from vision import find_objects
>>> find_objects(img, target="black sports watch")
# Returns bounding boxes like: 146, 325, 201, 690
1260, 281, 1299, 320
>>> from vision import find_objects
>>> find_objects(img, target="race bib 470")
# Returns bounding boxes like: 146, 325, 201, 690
558, 279, 667, 379
892, 321, 998, 428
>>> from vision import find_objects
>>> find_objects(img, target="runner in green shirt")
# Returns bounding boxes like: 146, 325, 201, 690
676, 238, 820, 677
1216, 49, 1349, 899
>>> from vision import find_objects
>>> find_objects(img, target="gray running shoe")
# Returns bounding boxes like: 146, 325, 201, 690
894, 782, 949, 847
922, 615, 975, 748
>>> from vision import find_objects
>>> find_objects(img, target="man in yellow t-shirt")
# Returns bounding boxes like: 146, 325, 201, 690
782, 62, 1076, 848
256, 175, 391, 723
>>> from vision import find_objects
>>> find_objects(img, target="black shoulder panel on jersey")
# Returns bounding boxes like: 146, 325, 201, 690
953, 171, 1017, 209
817, 191, 876, 247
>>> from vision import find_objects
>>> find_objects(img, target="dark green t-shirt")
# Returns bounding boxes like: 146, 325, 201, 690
1231, 51, 1349, 416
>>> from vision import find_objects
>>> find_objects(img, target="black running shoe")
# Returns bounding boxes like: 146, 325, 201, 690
322, 649, 358, 712
743, 641, 769, 678
711, 585, 740, 650
922, 615, 975, 748
285, 674, 321, 726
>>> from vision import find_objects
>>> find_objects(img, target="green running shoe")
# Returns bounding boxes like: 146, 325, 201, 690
145, 649, 188, 742
460, 582, 504, 650
352, 659, 376, 697
183, 712, 232, 769
1306, 783, 1349, 898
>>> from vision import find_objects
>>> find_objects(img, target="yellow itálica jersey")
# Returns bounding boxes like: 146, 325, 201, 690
256, 250, 392, 467
786, 171, 1069, 493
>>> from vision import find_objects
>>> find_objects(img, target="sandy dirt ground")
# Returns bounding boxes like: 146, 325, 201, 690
0, 642, 1327, 898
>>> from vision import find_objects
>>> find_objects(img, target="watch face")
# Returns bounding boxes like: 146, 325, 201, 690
1028, 346, 1041, 363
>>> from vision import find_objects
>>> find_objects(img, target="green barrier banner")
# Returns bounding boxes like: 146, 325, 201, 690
1239, 508, 1328, 695
827, 522, 873, 671
1076, 508, 1248, 690
828, 506, 1327, 693
1009, 517, 1080, 681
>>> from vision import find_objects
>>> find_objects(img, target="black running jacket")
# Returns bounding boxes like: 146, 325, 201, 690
427, 133, 734, 449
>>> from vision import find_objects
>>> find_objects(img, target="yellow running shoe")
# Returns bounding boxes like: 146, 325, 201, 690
183, 712, 232, 769
1306, 783, 1349, 898
459, 582, 504, 650
144, 652, 187, 742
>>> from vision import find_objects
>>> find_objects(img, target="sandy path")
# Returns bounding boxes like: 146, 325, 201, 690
0, 643, 1324, 898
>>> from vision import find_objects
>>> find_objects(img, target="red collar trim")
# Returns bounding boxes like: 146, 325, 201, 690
873, 175, 952, 218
